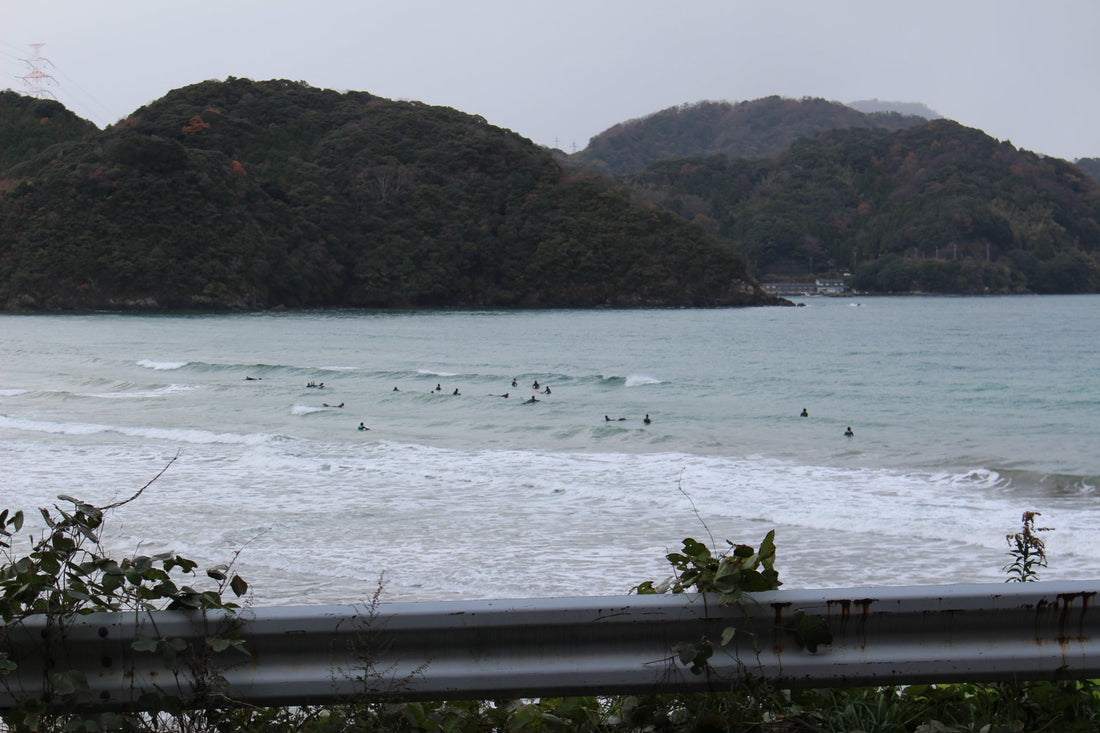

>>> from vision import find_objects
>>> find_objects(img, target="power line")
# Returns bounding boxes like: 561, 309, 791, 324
2, 41, 122, 127
18, 42, 57, 99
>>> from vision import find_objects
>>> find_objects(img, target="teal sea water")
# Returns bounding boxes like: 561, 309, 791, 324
1, 296, 1098, 604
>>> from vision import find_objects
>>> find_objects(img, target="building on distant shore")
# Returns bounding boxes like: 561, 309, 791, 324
761, 278, 849, 296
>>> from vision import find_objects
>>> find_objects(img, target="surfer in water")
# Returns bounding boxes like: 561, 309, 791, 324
644, 414, 651, 425
358, 422, 369, 431
844, 426, 854, 437
800, 408, 808, 417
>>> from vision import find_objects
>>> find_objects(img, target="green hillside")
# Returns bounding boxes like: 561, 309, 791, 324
628, 120, 1100, 293
0, 79, 776, 310
1077, 157, 1100, 183
0, 92, 98, 171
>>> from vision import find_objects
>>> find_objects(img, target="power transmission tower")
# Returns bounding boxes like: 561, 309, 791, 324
20, 43, 57, 99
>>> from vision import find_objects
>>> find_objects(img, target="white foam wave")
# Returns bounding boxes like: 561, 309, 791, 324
6, 433, 1100, 603
137, 359, 188, 371
79, 384, 198, 399
418, 369, 459, 377
0, 388, 30, 396
625, 374, 662, 387
291, 404, 331, 415
0, 415, 269, 446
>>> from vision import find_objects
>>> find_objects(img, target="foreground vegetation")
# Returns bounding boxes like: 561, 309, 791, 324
2, 468, 1097, 731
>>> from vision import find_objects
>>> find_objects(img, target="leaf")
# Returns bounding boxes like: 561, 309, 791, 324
758, 529, 777, 568
786, 611, 833, 653
143, 568, 170, 582
230, 574, 249, 597
208, 636, 232, 652
132, 636, 159, 653
738, 570, 780, 593
50, 671, 76, 696
682, 538, 712, 563
720, 626, 738, 646
732, 543, 754, 559
101, 573, 122, 594
674, 642, 699, 666
672, 641, 713, 675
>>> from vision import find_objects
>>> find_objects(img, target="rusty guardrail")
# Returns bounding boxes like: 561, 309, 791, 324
2, 581, 1098, 710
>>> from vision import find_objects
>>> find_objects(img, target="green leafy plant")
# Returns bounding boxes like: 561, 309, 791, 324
633, 482, 832, 676
0, 458, 250, 731
635, 530, 832, 676
1004, 510, 1053, 583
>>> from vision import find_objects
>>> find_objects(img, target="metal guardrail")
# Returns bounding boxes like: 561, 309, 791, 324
2, 581, 1099, 710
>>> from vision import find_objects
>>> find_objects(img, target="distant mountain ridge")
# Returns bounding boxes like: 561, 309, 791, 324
565, 96, 929, 175
627, 119, 1100, 293
846, 98, 942, 119
1076, 158, 1100, 183
561, 94, 1100, 294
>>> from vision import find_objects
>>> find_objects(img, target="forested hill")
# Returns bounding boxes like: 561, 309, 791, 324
566, 97, 928, 175
628, 120, 1100, 293
0, 79, 778, 311
1077, 158, 1100, 183
0, 92, 98, 171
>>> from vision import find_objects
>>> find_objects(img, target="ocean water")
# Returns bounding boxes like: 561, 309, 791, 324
1, 296, 1098, 605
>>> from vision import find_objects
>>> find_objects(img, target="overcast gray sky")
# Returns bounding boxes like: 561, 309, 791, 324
3, 0, 1098, 161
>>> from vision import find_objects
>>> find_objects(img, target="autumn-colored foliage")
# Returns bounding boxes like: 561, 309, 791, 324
181, 114, 211, 136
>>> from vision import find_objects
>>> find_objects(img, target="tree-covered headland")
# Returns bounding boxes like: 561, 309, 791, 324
0, 81, 774, 310
572, 98, 1100, 294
